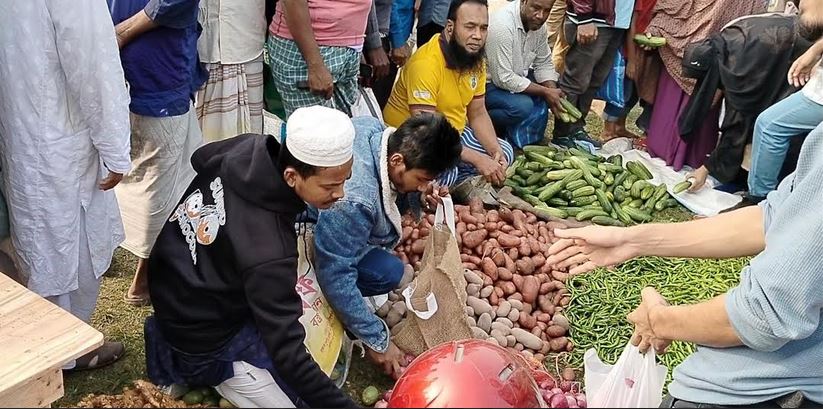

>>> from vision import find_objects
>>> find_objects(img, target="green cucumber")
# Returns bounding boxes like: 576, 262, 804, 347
623, 206, 653, 223
673, 180, 693, 194
565, 179, 588, 192
594, 189, 613, 213
576, 209, 610, 222
591, 215, 625, 227
561, 207, 585, 217
572, 185, 596, 198
626, 161, 654, 180
535, 204, 568, 219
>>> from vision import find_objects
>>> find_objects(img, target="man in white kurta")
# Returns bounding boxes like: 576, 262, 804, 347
0, 0, 132, 369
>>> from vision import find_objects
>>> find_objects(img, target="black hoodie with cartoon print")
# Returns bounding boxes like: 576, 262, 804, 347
148, 134, 354, 408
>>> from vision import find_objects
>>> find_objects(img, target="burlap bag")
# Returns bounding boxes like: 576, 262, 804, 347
394, 197, 473, 356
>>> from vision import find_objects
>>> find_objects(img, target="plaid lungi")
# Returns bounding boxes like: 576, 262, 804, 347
266, 35, 360, 118
438, 126, 515, 187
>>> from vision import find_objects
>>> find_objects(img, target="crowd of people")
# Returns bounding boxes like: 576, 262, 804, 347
0, 0, 822, 407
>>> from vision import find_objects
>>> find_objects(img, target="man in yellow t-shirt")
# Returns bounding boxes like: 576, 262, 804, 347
383, 0, 513, 187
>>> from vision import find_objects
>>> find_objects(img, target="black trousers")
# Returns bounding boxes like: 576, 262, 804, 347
417, 22, 444, 48
370, 38, 400, 110
554, 22, 625, 138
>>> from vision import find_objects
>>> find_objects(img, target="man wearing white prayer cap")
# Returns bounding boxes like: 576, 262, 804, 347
143, 106, 357, 408
310, 113, 463, 378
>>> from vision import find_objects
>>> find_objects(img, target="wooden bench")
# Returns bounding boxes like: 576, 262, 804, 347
0, 273, 104, 408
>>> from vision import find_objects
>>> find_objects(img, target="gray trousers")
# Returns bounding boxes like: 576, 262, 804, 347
554, 22, 625, 138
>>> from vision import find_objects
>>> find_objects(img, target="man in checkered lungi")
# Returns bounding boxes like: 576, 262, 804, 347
267, 0, 372, 118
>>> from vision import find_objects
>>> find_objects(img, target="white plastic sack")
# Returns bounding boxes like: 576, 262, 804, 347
584, 343, 668, 408
350, 87, 384, 122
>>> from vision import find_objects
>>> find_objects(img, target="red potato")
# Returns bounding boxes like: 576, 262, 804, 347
456, 222, 467, 236
501, 281, 516, 296
485, 222, 498, 232
489, 292, 499, 306
497, 267, 513, 281
483, 274, 494, 287
525, 212, 537, 224
497, 233, 521, 248
522, 276, 539, 304
499, 207, 514, 223
500, 224, 514, 233
538, 225, 551, 244
519, 311, 537, 330
402, 226, 413, 241
537, 313, 551, 323
418, 227, 430, 238
531, 326, 543, 338
532, 254, 547, 269
399, 253, 409, 264
468, 255, 482, 265
481, 258, 498, 280
549, 337, 568, 352
411, 240, 426, 255
495, 286, 505, 297
487, 210, 500, 222
466, 223, 476, 231
462, 262, 478, 270
518, 241, 532, 257
516, 258, 536, 276
539, 281, 554, 295
507, 247, 520, 261
529, 238, 542, 255
511, 209, 528, 232
411, 229, 419, 240
474, 213, 487, 224
509, 293, 523, 302
560, 296, 570, 307
491, 249, 506, 267
426, 214, 435, 225
504, 253, 516, 272
462, 230, 488, 249
461, 213, 479, 225
460, 254, 471, 262
512, 274, 524, 291
510, 229, 524, 237
562, 367, 576, 382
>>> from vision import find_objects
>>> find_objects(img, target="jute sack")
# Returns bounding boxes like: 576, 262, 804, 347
394, 197, 473, 356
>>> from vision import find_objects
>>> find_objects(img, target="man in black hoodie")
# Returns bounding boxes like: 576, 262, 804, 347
144, 106, 358, 408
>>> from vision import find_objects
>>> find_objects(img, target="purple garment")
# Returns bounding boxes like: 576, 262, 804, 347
646, 68, 720, 171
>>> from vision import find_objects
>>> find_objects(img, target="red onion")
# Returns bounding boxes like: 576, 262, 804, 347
374, 399, 388, 408
559, 381, 572, 392
551, 388, 563, 395
549, 393, 569, 408
383, 390, 393, 401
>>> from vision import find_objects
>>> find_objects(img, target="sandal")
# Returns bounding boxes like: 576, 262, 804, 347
124, 293, 152, 307
67, 341, 125, 372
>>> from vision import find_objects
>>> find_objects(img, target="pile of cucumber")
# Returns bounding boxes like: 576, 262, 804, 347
505, 145, 685, 226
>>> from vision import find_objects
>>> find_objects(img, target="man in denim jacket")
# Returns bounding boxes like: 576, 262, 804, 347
313, 113, 462, 377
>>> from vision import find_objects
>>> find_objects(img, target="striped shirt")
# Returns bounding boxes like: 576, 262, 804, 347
670, 121, 823, 405
485, 1, 558, 93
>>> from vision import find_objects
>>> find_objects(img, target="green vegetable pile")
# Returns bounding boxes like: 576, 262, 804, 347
565, 256, 747, 383
506, 145, 686, 226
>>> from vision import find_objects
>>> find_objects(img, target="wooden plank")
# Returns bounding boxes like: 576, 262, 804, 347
0, 273, 103, 406
0, 366, 63, 408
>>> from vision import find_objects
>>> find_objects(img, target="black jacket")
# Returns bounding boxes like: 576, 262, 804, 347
148, 134, 354, 408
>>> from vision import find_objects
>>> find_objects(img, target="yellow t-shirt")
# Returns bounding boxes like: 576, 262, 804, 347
383, 34, 486, 133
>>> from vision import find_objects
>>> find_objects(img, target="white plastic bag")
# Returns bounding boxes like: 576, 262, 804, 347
350, 87, 384, 122
584, 343, 668, 408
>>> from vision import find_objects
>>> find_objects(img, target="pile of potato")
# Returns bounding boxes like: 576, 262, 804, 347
381, 199, 575, 362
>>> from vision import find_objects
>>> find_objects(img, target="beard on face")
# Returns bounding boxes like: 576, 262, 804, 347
799, 16, 823, 41
446, 34, 485, 73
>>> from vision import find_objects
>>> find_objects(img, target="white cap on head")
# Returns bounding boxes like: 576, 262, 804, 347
285, 106, 355, 167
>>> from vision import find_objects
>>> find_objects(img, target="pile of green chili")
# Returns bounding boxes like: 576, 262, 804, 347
565, 256, 748, 384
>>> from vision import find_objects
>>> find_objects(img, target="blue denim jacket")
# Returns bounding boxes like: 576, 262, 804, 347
313, 117, 415, 353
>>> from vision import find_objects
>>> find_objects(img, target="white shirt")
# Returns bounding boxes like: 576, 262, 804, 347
802, 62, 823, 106
0, 0, 131, 296
198, 0, 267, 65
485, 0, 559, 93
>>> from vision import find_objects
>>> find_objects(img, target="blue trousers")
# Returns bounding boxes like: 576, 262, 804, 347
485, 82, 537, 130
748, 91, 823, 197
437, 126, 515, 187
356, 248, 404, 296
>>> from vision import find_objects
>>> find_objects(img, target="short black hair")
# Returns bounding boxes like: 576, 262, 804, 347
388, 113, 462, 176
447, 0, 489, 22
275, 137, 317, 177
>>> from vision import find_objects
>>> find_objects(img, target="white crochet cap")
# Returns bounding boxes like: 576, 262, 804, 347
286, 106, 355, 167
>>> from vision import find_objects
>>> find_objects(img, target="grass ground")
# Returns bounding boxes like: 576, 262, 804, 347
57, 107, 648, 406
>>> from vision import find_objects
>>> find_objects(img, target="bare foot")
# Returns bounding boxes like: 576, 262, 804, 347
125, 258, 150, 306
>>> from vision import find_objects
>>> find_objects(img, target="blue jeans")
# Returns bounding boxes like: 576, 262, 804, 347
748, 91, 823, 197
485, 83, 536, 130
356, 248, 404, 296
